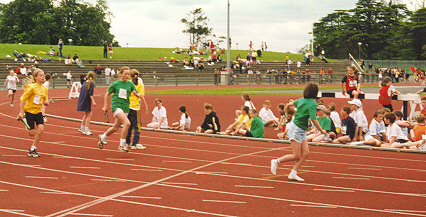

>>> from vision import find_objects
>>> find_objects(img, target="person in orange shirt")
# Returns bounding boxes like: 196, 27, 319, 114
411, 115, 426, 142
421, 97, 426, 117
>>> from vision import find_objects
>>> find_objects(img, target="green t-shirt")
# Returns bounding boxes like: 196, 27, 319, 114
293, 98, 317, 130
107, 80, 138, 113
250, 116, 264, 138
317, 115, 331, 131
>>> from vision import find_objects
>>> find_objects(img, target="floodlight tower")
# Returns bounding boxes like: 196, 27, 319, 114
226, 0, 231, 75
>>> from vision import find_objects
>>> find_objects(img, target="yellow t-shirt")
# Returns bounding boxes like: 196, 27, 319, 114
20, 83, 48, 114
236, 114, 252, 128
129, 82, 145, 110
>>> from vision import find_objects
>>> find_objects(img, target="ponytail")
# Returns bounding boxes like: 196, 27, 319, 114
131, 69, 140, 85
179, 105, 188, 118
86, 71, 95, 90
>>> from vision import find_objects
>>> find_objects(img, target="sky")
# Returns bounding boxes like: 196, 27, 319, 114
0, 0, 417, 52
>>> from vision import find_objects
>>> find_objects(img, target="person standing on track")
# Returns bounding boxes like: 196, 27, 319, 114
341, 66, 363, 99
270, 83, 326, 181
18, 69, 49, 157
77, 71, 97, 135
379, 77, 400, 112
98, 67, 144, 152
126, 69, 148, 150
4, 69, 20, 107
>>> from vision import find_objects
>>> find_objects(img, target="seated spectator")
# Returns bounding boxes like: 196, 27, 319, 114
259, 100, 279, 126
171, 106, 191, 131
421, 97, 426, 117
75, 58, 85, 68
394, 110, 411, 138
384, 113, 425, 149
354, 111, 386, 147
238, 109, 264, 138
196, 103, 221, 134
64, 55, 72, 65
328, 103, 341, 134
348, 99, 368, 141
235, 93, 256, 118
277, 108, 295, 140
410, 114, 426, 142
72, 53, 79, 61
147, 99, 169, 129
224, 106, 250, 135
333, 106, 356, 144
307, 105, 333, 142
94, 64, 103, 75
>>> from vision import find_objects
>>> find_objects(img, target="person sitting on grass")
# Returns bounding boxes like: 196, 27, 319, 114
348, 99, 368, 141
224, 106, 250, 135
306, 104, 333, 143
171, 105, 191, 131
333, 106, 356, 144
147, 98, 169, 129
383, 113, 425, 149
196, 103, 221, 134
410, 115, 426, 143
238, 109, 264, 138
259, 100, 279, 127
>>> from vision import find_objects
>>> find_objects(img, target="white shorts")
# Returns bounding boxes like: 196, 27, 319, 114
113, 108, 128, 117
364, 135, 380, 144
109, 50, 113, 54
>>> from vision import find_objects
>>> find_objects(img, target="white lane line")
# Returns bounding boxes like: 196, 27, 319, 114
313, 189, 355, 192
70, 166, 101, 169
130, 168, 163, 172
162, 160, 191, 163
160, 182, 198, 186
202, 199, 246, 204
0, 209, 24, 212
70, 213, 113, 217
25, 176, 58, 180
385, 209, 426, 213
290, 204, 337, 208
41, 191, 72, 195
195, 171, 228, 175
120, 196, 162, 200
106, 158, 134, 161
235, 185, 274, 189
0, 189, 8, 192
91, 179, 126, 182
348, 167, 382, 171
0, 209, 34, 217
332, 177, 370, 180
221, 162, 253, 166
1, 154, 26, 157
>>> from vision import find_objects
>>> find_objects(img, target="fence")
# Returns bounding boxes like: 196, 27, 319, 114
336, 59, 426, 70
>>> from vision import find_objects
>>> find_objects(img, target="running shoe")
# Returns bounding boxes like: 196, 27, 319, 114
288, 172, 304, 182
131, 144, 146, 150
118, 144, 128, 152
10, 103, 13, 107
27, 149, 40, 158
270, 159, 278, 175
98, 135, 106, 149
84, 130, 93, 135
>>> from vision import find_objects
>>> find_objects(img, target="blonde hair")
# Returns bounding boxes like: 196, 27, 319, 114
264, 100, 271, 105
86, 71, 95, 90
119, 66, 131, 76
23, 69, 44, 90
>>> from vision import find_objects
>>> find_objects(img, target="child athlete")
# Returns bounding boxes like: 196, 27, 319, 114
4, 69, 20, 107
18, 69, 49, 157
77, 71, 97, 135
271, 83, 326, 181
98, 67, 144, 152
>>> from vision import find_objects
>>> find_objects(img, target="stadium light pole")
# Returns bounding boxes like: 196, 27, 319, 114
357, 42, 362, 60
226, 0, 231, 76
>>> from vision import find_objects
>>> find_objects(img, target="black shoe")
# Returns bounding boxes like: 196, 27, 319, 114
27, 149, 40, 158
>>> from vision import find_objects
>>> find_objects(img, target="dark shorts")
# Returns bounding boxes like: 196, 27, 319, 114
396, 139, 409, 143
346, 89, 358, 96
8, 89, 16, 93
25, 112, 44, 130
382, 104, 393, 112
245, 131, 253, 137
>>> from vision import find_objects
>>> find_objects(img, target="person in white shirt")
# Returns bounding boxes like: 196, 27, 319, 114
348, 99, 368, 141
147, 98, 169, 129
3, 70, 20, 107
110, 68, 116, 83
351, 111, 386, 147
171, 106, 191, 131
328, 103, 341, 134
20, 66, 27, 76
259, 100, 279, 126
42, 73, 52, 123
104, 66, 111, 84
235, 92, 256, 118
296, 61, 301, 73
384, 113, 424, 149
66, 70, 72, 88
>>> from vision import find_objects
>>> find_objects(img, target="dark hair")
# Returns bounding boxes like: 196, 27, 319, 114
385, 113, 396, 124
131, 69, 140, 85
249, 109, 257, 114
416, 114, 425, 123
422, 97, 426, 101
204, 103, 214, 110
328, 103, 336, 111
242, 92, 250, 101
179, 105, 188, 118
348, 65, 358, 73
278, 103, 285, 110
342, 106, 351, 115
45, 73, 52, 81
373, 111, 381, 118
154, 98, 162, 103
382, 77, 392, 86
394, 110, 403, 118
303, 83, 319, 99
286, 109, 295, 123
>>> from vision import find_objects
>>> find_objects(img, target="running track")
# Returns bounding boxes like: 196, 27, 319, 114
0, 87, 425, 217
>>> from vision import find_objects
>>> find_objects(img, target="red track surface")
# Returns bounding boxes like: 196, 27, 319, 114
0, 86, 425, 217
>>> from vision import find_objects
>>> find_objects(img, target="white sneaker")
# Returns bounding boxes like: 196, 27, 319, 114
288, 172, 304, 182
118, 144, 128, 152
10, 103, 13, 107
270, 159, 279, 175
131, 144, 146, 150
43, 117, 48, 123
84, 130, 92, 135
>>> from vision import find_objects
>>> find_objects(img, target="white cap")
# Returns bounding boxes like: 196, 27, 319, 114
317, 104, 327, 111
348, 99, 362, 108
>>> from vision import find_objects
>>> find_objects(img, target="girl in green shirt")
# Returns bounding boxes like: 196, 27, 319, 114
270, 83, 326, 181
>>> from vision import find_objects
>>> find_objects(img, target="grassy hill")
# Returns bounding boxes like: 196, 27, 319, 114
0, 43, 329, 62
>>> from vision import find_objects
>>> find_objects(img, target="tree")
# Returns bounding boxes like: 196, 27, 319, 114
181, 8, 212, 45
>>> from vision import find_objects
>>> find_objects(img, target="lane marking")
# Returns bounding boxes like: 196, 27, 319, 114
120, 196, 162, 199
130, 168, 163, 172
106, 158, 134, 161
0, 189, 8, 192
25, 176, 58, 180
90, 179, 126, 182
203, 199, 246, 204
70, 213, 113, 217
332, 177, 370, 180
235, 185, 274, 189
41, 191, 72, 195
162, 160, 191, 163
0, 209, 34, 217
1, 154, 26, 157
313, 189, 355, 192
348, 167, 382, 171
385, 209, 426, 213
70, 166, 100, 169
290, 204, 337, 208
221, 162, 253, 166
195, 171, 228, 175
160, 182, 198, 186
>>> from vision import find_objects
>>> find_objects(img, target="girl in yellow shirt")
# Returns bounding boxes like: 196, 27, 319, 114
19, 69, 49, 157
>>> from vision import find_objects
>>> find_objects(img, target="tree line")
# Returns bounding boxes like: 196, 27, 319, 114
0, 0, 117, 46
313, 0, 425, 60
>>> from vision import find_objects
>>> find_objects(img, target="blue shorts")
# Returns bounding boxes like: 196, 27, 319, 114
287, 123, 307, 143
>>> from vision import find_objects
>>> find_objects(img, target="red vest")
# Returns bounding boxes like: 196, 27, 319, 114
345, 74, 357, 91
379, 85, 392, 105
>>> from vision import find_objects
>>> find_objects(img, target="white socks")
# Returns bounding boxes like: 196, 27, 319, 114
120, 139, 126, 146
288, 170, 304, 182
30, 146, 36, 151
101, 133, 107, 142
80, 125, 85, 130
